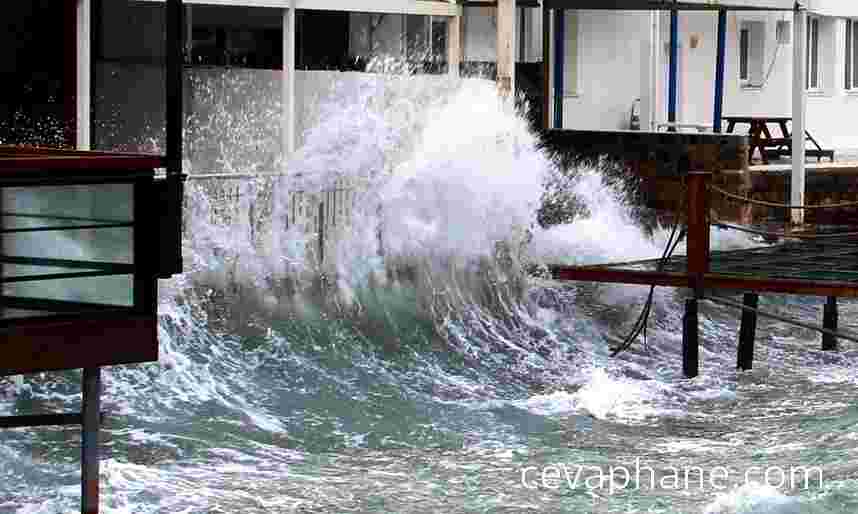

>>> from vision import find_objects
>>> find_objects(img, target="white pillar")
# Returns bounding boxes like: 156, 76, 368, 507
496, 0, 516, 96
282, 3, 296, 165
649, 11, 660, 131
792, 8, 807, 225
76, 0, 91, 150
448, 14, 461, 77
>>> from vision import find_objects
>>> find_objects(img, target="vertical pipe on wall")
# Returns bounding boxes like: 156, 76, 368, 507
713, 9, 727, 133
792, 7, 807, 225
553, 9, 565, 129
668, 9, 679, 128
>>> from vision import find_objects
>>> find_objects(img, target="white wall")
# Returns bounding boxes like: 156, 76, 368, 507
672, 10, 858, 149
561, 10, 651, 130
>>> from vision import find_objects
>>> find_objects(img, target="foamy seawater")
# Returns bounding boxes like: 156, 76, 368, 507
1, 71, 857, 514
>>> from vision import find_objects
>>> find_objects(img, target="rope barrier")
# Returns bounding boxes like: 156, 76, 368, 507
702, 294, 858, 344
712, 219, 858, 240
709, 184, 858, 210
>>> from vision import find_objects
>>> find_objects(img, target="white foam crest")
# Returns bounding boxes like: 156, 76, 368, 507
703, 483, 802, 514
520, 367, 683, 421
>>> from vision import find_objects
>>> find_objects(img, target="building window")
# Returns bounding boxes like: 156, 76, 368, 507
739, 27, 749, 80
846, 19, 858, 90
807, 16, 820, 89
739, 21, 764, 87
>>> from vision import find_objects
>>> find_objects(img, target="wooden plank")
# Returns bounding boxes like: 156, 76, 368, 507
0, 315, 157, 375
549, 265, 858, 297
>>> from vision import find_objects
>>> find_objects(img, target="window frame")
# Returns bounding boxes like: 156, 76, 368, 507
739, 26, 750, 82
846, 18, 858, 91
806, 15, 820, 91
738, 20, 765, 89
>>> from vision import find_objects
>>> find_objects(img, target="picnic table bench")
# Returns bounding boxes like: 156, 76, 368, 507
723, 115, 834, 164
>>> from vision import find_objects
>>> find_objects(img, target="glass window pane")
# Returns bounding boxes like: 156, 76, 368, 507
1, 184, 136, 316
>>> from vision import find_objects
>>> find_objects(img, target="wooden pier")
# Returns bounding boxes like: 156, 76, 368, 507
541, 129, 858, 378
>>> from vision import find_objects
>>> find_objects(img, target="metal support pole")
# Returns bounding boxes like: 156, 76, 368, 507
668, 9, 679, 129
713, 9, 727, 133
822, 296, 838, 351
163, 0, 185, 277
791, 7, 807, 225
81, 367, 101, 514
737, 292, 758, 370
683, 298, 699, 378
553, 9, 565, 129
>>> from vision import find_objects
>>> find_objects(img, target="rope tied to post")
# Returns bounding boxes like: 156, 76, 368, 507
709, 183, 858, 210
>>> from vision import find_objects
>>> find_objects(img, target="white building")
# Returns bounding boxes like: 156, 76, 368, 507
546, 0, 858, 151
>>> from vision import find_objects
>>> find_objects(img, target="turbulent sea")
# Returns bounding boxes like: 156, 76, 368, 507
2, 73, 858, 514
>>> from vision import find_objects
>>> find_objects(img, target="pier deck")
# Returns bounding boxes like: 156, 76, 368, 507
552, 237, 858, 298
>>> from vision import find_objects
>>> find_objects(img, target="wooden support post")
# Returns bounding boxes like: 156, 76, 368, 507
496, 0, 516, 96
685, 172, 711, 294
683, 298, 699, 378
791, 7, 807, 225
822, 296, 838, 351
81, 367, 101, 514
737, 292, 758, 370
448, 13, 461, 77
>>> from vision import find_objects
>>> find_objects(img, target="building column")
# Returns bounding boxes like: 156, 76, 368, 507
645, 11, 659, 131
668, 9, 679, 128
74, 0, 92, 150
713, 9, 727, 133
792, 7, 807, 225
282, 3, 296, 164
553, 9, 565, 129
496, 0, 515, 96
448, 13, 461, 76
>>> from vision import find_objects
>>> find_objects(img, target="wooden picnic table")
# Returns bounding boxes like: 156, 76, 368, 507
723, 115, 833, 164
